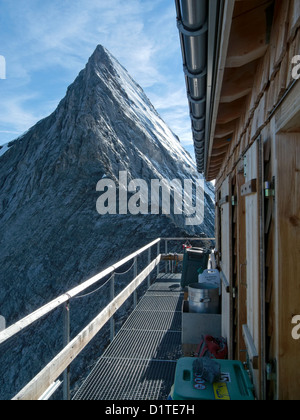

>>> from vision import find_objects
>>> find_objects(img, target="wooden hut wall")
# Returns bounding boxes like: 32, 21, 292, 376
213, 1, 300, 400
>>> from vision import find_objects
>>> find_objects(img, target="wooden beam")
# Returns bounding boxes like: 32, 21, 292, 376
241, 179, 257, 197
214, 124, 236, 141
225, 2, 271, 68
216, 97, 245, 125
208, 168, 220, 178
210, 156, 226, 167
276, 80, 300, 132
233, 1, 268, 16
13, 255, 162, 401
211, 146, 229, 157
220, 60, 259, 103
205, 0, 235, 179
208, 171, 220, 181
213, 137, 232, 148
209, 161, 223, 171
221, 88, 251, 104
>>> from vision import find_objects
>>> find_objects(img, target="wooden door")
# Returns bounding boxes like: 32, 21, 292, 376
219, 176, 233, 358
242, 139, 263, 398
233, 165, 247, 363
274, 133, 300, 399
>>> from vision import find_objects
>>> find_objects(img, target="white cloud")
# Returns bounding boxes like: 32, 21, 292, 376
0, 130, 20, 134
0, 93, 51, 141
0, 97, 36, 128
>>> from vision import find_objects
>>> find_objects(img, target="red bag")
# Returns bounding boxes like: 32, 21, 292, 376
196, 335, 228, 360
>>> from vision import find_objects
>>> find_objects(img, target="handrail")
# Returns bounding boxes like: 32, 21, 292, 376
162, 237, 215, 241
13, 255, 162, 401
0, 236, 215, 400
0, 237, 215, 346
0, 238, 161, 346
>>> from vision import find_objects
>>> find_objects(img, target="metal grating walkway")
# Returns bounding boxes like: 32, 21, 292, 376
73, 273, 184, 400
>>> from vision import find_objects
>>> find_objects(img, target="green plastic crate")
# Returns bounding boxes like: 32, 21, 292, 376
181, 248, 210, 288
172, 358, 255, 401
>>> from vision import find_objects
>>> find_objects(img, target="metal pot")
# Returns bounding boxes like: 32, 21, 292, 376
188, 283, 220, 314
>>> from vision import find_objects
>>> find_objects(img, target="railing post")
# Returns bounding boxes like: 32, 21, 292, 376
165, 240, 168, 273
133, 256, 138, 308
157, 241, 160, 276
0, 316, 5, 332
110, 273, 115, 342
63, 301, 71, 401
147, 247, 151, 288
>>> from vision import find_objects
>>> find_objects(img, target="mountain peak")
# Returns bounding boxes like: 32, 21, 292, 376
86, 44, 119, 76
89, 44, 112, 65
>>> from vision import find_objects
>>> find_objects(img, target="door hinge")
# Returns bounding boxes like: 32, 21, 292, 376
266, 359, 277, 382
264, 177, 275, 198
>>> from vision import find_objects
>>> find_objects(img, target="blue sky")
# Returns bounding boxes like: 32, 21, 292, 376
0, 0, 195, 158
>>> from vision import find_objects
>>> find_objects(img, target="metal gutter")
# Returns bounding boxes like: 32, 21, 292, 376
175, 0, 225, 175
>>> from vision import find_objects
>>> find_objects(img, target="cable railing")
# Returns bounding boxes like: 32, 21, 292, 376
0, 236, 214, 400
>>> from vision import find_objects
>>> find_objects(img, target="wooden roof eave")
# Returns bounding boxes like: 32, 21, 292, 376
205, 0, 275, 181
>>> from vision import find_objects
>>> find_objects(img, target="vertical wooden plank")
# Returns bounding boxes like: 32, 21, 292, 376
215, 190, 222, 268
287, 0, 300, 42
244, 140, 261, 396
220, 176, 233, 357
275, 133, 300, 400
236, 169, 247, 362
263, 129, 277, 400
245, 141, 260, 345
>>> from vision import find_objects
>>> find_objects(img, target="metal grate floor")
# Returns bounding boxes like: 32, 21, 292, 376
122, 311, 182, 332
73, 273, 184, 401
73, 358, 178, 401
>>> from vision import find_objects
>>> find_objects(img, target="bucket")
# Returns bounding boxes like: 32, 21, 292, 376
199, 269, 221, 295
181, 248, 210, 288
188, 283, 220, 314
